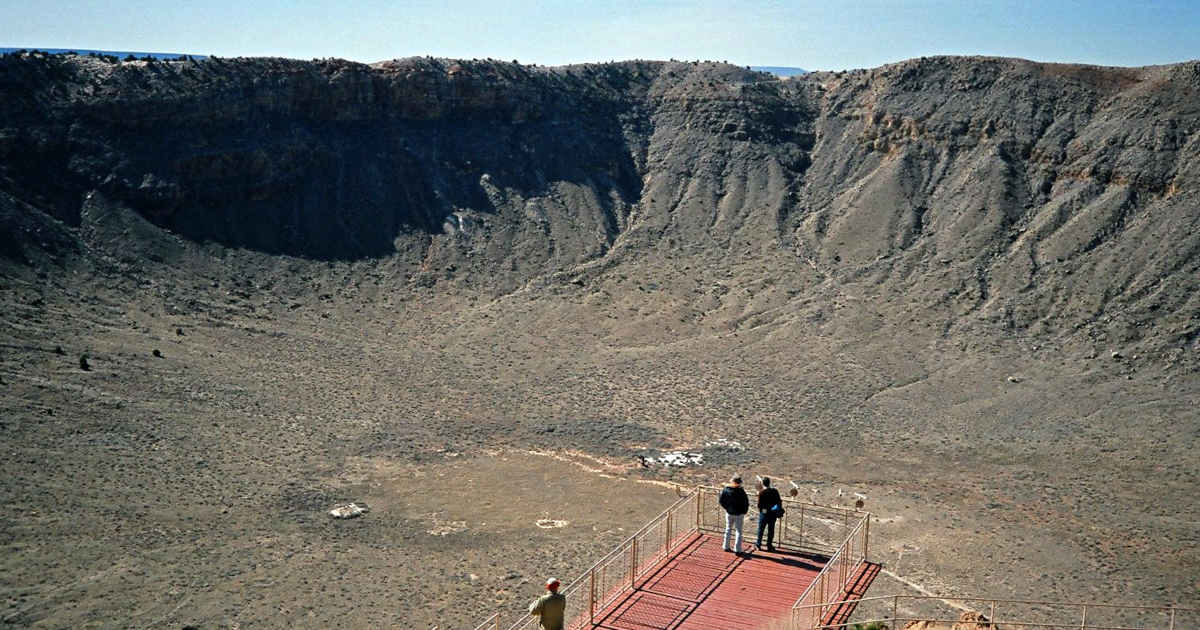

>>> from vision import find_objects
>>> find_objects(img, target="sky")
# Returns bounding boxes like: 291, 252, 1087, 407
3, 0, 1198, 70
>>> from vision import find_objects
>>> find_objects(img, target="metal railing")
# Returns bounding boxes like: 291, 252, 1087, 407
473, 483, 1193, 630
503, 490, 700, 630
477, 483, 875, 630
793, 595, 1198, 630
472, 612, 501, 630
696, 485, 866, 556
788, 510, 870, 628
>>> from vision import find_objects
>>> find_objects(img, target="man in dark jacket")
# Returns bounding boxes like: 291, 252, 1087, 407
756, 476, 783, 552
718, 475, 749, 552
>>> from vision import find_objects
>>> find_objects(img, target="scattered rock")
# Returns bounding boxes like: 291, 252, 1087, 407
704, 438, 744, 451
328, 503, 369, 519
1007, 375, 1022, 383
176, 327, 185, 336
79, 354, 90, 371
644, 450, 703, 467
152, 349, 162, 358
901, 610, 995, 629
1111, 351, 1124, 359
53, 345, 65, 355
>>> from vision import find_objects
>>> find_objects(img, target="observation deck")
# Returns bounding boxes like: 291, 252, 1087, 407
476, 486, 878, 630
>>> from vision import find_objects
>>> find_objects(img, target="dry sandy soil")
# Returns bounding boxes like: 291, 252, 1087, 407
1, 257, 1196, 629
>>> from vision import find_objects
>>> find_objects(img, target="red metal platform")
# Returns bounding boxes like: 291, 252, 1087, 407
581, 531, 836, 629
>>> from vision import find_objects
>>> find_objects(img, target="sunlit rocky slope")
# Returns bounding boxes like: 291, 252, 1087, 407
3, 53, 1197, 356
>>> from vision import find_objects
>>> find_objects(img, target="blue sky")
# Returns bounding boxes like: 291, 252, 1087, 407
3, 0, 1197, 69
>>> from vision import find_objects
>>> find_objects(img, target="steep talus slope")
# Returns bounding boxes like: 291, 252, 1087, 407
788, 58, 1200, 355
2, 53, 1196, 357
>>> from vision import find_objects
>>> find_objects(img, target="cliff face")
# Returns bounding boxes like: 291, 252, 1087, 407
0, 56, 662, 266
1, 52, 1197, 352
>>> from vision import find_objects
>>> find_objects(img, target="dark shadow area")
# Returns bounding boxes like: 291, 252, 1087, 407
0, 55, 647, 261
743, 548, 826, 572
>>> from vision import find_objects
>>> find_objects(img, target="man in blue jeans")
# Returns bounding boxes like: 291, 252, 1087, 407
718, 475, 749, 553
756, 476, 782, 552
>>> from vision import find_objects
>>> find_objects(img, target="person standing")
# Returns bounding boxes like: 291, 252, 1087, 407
756, 476, 782, 552
528, 577, 566, 630
718, 475, 749, 553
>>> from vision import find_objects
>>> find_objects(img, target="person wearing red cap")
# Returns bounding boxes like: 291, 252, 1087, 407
528, 577, 565, 630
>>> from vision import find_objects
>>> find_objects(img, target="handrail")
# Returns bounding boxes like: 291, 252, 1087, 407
696, 484, 867, 555
478, 484, 876, 630
696, 485, 864, 519
800, 594, 1199, 612
792, 594, 1197, 630
501, 489, 701, 630
576, 490, 696, 579
788, 510, 870, 628
471, 612, 500, 630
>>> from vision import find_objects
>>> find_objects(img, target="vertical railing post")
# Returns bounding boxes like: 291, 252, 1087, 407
494, 609, 500, 630
1080, 604, 1087, 628
666, 512, 673, 550
630, 538, 638, 588
1168, 607, 1175, 630
589, 568, 596, 622
820, 572, 828, 621
989, 601, 996, 626
798, 504, 805, 551
840, 548, 847, 591
696, 488, 703, 530
863, 515, 870, 561
892, 595, 899, 626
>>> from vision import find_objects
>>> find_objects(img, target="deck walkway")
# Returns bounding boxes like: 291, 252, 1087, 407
581, 531, 838, 629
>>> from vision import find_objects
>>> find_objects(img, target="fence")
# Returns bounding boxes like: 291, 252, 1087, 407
696, 485, 865, 557
485, 483, 872, 629
503, 489, 700, 630
794, 595, 1198, 630
487, 484, 868, 630
787, 508, 870, 629
472, 612, 501, 630
473, 483, 1192, 630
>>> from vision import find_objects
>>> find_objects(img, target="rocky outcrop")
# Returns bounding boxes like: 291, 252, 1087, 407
1, 52, 1197, 353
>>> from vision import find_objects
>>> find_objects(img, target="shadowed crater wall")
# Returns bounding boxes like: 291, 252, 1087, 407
1, 52, 1197, 352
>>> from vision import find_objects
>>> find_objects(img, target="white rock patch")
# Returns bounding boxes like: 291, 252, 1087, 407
329, 503, 369, 519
